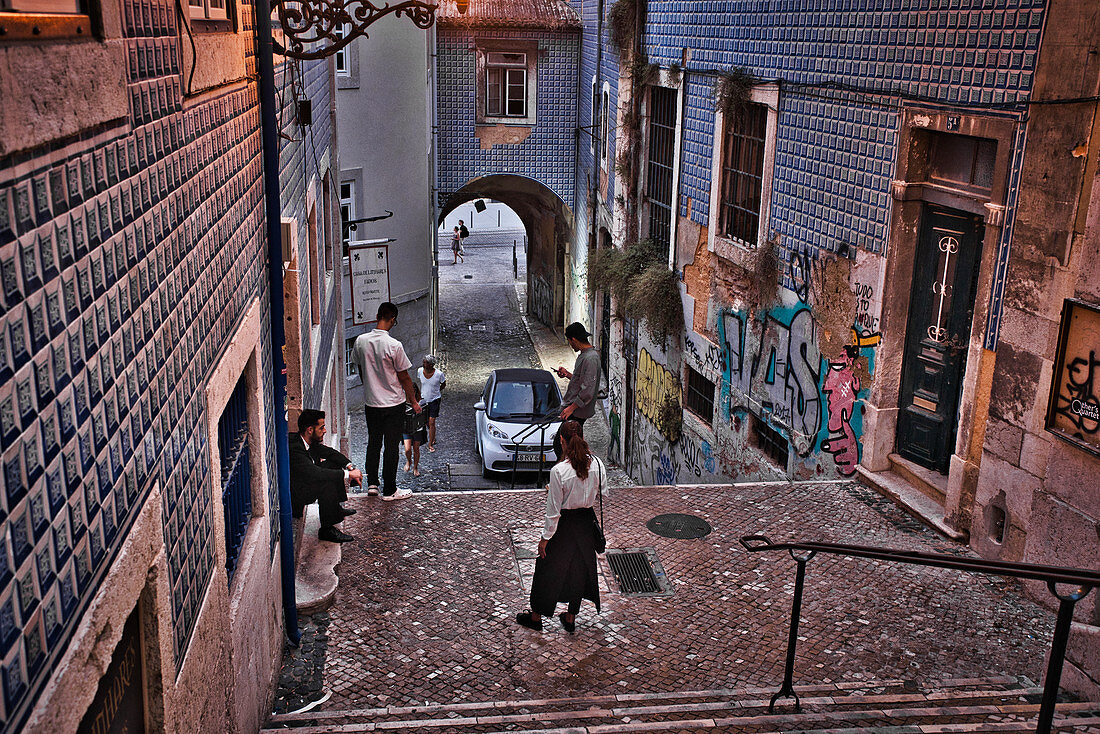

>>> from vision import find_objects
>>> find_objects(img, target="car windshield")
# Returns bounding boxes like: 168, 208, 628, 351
489, 380, 561, 421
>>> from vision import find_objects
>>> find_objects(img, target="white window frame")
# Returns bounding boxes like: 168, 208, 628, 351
600, 85, 611, 169
477, 43, 537, 126
1, 0, 80, 12
708, 84, 779, 257
334, 23, 351, 77
340, 180, 355, 246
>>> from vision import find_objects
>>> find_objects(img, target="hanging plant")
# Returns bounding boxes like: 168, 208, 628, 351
714, 66, 756, 122
668, 62, 682, 84
656, 392, 683, 444
627, 262, 684, 343
631, 57, 660, 87
607, 0, 638, 55
586, 246, 625, 297
752, 234, 781, 313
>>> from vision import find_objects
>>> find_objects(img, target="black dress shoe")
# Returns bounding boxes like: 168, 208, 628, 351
558, 612, 576, 634
515, 611, 543, 631
318, 527, 354, 543
339, 507, 357, 517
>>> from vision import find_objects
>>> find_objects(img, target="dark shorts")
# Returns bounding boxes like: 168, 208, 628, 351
424, 398, 441, 418
403, 429, 428, 444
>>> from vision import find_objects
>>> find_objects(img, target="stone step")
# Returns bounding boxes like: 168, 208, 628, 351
856, 463, 967, 541
262, 678, 1100, 733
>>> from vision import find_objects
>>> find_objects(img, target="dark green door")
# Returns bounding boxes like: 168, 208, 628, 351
897, 207, 984, 473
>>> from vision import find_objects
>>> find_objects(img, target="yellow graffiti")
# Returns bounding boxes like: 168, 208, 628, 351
636, 348, 681, 438
850, 328, 881, 349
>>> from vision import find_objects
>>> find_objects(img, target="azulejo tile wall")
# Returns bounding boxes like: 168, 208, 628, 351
436, 29, 581, 210
642, 0, 1042, 333
0, 0, 329, 724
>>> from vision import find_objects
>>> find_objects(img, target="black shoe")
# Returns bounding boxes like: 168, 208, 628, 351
339, 507, 357, 517
515, 612, 542, 631
558, 613, 576, 634
318, 527, 354, 543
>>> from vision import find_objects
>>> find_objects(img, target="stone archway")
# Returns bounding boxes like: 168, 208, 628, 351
440, 174, 574, 329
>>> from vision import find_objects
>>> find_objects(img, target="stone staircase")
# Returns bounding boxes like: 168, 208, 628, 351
262, 677, 1100, 733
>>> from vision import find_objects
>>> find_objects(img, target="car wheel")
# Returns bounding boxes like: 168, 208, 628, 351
482, 464, 495, 480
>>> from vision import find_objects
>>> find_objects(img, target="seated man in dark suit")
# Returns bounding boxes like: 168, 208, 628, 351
290, 409, 363, 543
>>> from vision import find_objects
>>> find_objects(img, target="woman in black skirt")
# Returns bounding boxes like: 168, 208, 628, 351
516, 420, 607, 633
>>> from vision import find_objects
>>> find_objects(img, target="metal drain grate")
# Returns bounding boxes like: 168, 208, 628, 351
605, 548, 672, 596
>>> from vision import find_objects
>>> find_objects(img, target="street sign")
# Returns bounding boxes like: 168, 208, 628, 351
349, 243, 391, 325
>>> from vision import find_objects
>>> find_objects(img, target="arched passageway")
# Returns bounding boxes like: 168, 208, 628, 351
439, 174, 574, 329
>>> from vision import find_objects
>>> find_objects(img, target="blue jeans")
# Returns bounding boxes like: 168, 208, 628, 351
364, 404, 406, 496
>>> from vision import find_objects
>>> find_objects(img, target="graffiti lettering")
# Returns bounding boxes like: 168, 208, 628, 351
530, 274, 553, 327
683, 334, 725, 380
636, 348, 681, 440
680, 435, 717, 478
787, 247, 814, 303
1056, 350, 1100, 435
821, 347, 861, 476
719, 308, 822, 455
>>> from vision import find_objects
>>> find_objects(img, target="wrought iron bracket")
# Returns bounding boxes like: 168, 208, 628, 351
271, 0, 438, 60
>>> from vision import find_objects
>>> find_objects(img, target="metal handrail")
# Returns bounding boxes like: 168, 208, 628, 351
508, 410, 561, 489
739, 534, 1098, 734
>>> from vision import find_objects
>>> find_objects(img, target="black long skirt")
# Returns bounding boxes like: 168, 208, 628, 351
529, 507, 601, 616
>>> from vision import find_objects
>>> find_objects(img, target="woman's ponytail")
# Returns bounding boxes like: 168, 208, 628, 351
559, 420, 592, 479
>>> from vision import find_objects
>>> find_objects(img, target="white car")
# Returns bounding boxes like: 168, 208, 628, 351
474, 368, 563, 478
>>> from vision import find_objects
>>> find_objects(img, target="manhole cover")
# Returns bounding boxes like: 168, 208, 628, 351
646, 513, 711, 539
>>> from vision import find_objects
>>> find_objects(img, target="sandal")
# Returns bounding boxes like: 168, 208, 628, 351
515, 612, 542, 631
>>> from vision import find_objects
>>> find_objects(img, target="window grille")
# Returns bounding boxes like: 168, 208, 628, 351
752, 414, 788, 470
684, 366, 715, 423
719, 102, 768, 246
646, 86, 677, 251
219, 374, 252, 585
623, 315, 638, 363
345, 338, 358, 379
486, 53, 527, 118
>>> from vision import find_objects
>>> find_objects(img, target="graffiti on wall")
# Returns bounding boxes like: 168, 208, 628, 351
820, 346, 862, 476
530, 273, 553, 326
636, 348, 681, 440
680, 433, 717, 478
718, 307, 823, 456
683, 331, 725, 381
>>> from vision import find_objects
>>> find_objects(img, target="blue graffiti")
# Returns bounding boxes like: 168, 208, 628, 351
701, 440, 715, 473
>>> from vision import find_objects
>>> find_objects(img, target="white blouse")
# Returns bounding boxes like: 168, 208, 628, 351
542, 455, 609, 540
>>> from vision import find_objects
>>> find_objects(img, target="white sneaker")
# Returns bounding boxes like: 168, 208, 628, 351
366, 486, 379, 496
382, 488, 413, 501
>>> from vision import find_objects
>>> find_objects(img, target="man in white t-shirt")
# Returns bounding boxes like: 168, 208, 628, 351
417, 355, 446, 452
353, 302, 421, 501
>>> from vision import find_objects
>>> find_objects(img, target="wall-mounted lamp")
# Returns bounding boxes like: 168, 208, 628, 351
455, 0, 468, 12
271, 0, 439, 60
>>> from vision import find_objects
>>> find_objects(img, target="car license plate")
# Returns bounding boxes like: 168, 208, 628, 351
515, 453, 543, 462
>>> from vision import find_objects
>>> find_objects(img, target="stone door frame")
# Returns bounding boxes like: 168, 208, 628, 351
862, 108, 1019, 536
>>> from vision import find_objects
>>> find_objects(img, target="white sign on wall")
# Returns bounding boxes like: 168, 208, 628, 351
350, 243, 390, 325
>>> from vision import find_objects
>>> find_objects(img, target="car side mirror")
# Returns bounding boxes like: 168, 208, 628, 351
474, 401, 486, 411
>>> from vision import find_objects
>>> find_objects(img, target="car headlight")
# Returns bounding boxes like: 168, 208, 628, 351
486, 423, 509, 440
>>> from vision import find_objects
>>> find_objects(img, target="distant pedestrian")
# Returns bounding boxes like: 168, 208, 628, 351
516, 420, 607, 633
353, 301, 421, 501
403, 384, 428, 476
451, 226, 463, 264
608, 404, 621, 463
458, 219, 470, 247
418, 355, 445, 452
553, 322, 601, 458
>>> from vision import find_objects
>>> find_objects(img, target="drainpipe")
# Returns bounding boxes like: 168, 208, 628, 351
254, 0, 301, 645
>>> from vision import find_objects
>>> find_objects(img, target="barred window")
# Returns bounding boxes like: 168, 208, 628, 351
218, 373, 252, 584
719, 102, 768, 246
683, 366, 715, 423
752, 415, 788, 471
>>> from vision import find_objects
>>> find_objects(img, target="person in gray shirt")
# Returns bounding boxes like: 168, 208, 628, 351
554, 322, 601, 455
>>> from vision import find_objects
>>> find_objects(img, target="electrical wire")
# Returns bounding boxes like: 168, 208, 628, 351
174, 0, 198, 96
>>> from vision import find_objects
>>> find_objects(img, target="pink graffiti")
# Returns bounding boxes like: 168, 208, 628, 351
821, 349, 861, 476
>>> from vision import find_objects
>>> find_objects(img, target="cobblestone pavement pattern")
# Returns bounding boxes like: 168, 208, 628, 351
310, 480, 1052, 710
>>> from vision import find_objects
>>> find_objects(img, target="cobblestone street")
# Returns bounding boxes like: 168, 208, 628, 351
275, 479, 1055, 718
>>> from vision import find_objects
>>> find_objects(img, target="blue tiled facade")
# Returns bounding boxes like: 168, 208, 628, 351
582, 0, 1050, 484
0, 1, 335, 726
436, 28, 580, 210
